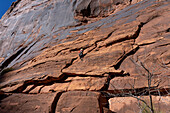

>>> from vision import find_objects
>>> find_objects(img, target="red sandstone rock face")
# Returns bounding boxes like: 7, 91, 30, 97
0, 0, 169, 113
56, 91, 109, 113
109, 96, 170, 113
0, 92, 62, 113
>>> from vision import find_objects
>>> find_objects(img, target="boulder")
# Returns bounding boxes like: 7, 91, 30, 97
0, 92, 62, 113
56, 91, 108, 113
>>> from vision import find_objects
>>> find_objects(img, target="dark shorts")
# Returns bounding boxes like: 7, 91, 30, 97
79, 53, 83, 58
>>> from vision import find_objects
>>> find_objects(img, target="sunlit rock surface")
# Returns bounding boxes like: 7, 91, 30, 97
0, 0, 169, 113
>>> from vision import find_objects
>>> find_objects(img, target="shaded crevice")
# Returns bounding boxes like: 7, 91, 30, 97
94, 30, 115, 48
9, 76, 62, 93
166, 28, 170, 32
101, 87, 170, 98
98, 94, 107, 113
98, 91, 116, 113
157, 27, 170, 34
32, 62, 46, 68
24, 85, 37, 94
16, 60, 60, 74
0, 91, 11, 101
61, 72, 106, 79
70, 106, 78, 112
81, 3, 91, 17
105, 22, 145, 48
3, 70, 126, 93
138, 41, 157, 46
38, 85, 45, 93
61, 57, 78, 72
108, 22, 146, 70
100, 72, 129, 91
155, 43, 170, 48
76, 1, 92, 18
49, 91, 64, 113
16, 41, 39, 61
4, 72, 104, 93
0, 39, 43, 74
112, 46, 139, 69
0, 46, 27, 72
54, 48, 70, 56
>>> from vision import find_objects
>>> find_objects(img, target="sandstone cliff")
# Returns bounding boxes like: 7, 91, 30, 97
0, 0, 169, 113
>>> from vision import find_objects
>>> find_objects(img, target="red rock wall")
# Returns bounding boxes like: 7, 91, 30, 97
0, 0, 169, 113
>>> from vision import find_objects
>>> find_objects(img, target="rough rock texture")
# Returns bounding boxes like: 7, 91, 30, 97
0, 92, 62, 113
109, 96, 170, 113
56, 91, 109, 113
0, 0, 169, 112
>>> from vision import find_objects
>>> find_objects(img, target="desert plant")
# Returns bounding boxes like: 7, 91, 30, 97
106, 57, 169, 113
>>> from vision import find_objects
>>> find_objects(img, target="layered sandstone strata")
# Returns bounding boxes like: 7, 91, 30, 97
0, 0, 169, 113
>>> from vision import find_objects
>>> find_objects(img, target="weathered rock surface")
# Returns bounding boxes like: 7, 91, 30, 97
0, 0, 169, 112
56, 91, 109, 113
0, 92, 62, 113
109, 96, 170, 113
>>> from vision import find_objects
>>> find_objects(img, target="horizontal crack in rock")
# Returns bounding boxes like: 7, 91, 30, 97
101, 87, 170, 98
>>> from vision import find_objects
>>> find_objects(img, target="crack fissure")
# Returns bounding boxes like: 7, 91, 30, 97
0, 46, 27, 73
109, 22, 147, 70
101, 87, 169, 98
112, 46, 139, 69
15, 40, 39, 61
49, 91, 64, 113
61, 57, 78, 72
106, 22, 145, 48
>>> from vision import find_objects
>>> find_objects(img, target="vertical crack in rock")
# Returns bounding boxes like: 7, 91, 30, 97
98, 92, 113, 113
110, 22, 146, 70
112, 46, 139, 69
49, 91, 63, 113
98, 94, 104, 113
100, 72, 129, 91
105, 23, 145, 48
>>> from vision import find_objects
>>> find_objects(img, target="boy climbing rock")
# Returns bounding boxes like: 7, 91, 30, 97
79, 48, 84, 61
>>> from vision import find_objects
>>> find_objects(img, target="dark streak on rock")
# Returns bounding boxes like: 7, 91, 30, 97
100, 72, 129, 91
61, 57, 78, 72
106, 23, 145, 47
112, 46, 139, 70
101, 87, 170, 98
16, 41, 39, 61
0, 46, 27, 72
2, 0, 21, 18
166, 28, 170, 32
49, 91, 63, 113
